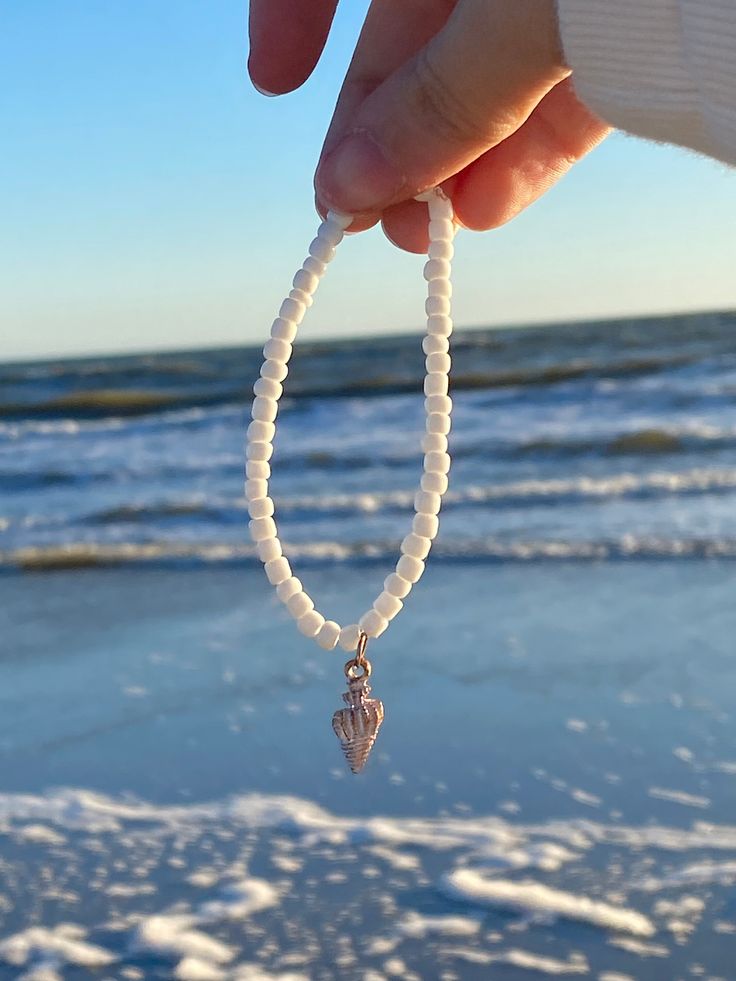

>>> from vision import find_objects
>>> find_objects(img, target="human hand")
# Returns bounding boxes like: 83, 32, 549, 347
248, 0, 609, 253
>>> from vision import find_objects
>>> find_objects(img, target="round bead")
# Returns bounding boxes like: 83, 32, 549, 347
265, 556, 291, 585
309, 237, 336, 263
327, 209, 353, 230
426, 296, 451, 317
413, 513, 439, 538
415, 490, 441, 515
424, 451, 451, 474
396, 555, 425, 583
373, 591, 403, 620
427, 315, 453, 337
287, 591, 314, 619
289, 288, 313, 308
317, 220, 344, 248
359, 609, 389, 639
316, 619, 341, 651
339, 624, 361, 652
421, 433, 448, 453
271, 318, 298, 342
263, 338, 292, 363
293, 269, 320, 294
429, 278, 452, 298
423, 335, 449, 355
421, 471, 448, 494
425, 395, 452, 415
424, 373, 449, 397
401, 533, 431, 560
247, 420, 276, 443
297, 609, 325, 638
303, 255, 326, 277
426, 352, 451, 374
245, 460, 270, 479
261, 359, 288, 383
248, 497, 274, 519
279, 298, 306, 324
384, 573, 412, 599
246, 441, 273, 462
276, 576, 302, 603
252, 397, 278, 422
249, 516, 277, 541
253, 377, 283, 400
428, 239, 454, 261
245, 478, 268, 501
258, 538, 282, 563
423, 258, 451, 281
429, 219, 455, 241
426, 412, 451, 435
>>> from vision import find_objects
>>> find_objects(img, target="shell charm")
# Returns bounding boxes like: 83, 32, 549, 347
332, 634, 383, 773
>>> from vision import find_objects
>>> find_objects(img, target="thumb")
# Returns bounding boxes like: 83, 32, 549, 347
315, 0, 568, 216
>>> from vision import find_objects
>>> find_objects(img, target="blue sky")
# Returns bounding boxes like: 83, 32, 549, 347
1, 1, 734, 361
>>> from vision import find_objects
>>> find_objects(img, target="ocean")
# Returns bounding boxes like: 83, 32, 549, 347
2, 310, 736, 979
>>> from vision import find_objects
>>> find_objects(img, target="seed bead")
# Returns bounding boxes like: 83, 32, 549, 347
249, 516, 277, 541
426, 352, 451, 374
258, 538, 282, 563
247, 420, 275, 442
309, 237, 336, 263
303, 255, 326, 277
396, 555, 425, 583
245, 478, 268, 501
317, 620, 341, 651
424, 451, 451, 474
261, 360, 288, 383
245, 460, 270, 480
270, 318, 298, 342
421, 471, 449, 494
289, 288, 313, 308
248, 497, 274, 519
421, 433, 448, 454
279, 298, 306, 323
424, 374, 449, 397
263, 338, 292, 363
287, 591, 314, 619
293, 268, 320, 294
246, 441, 273, 463
265, 557, 291, 585
429, 219, 455, 241
413, 513, 439, 538
339, 624, 361, 652
429, 279, 452, 299
401, 533, 431, 560
252, 397, 278, 423
359, 609, 389, 639
427, 315, 453, 337
317, 220, 344, 248
415, 490, 441, 515
424, 258, 451, 281
423, 335, 449, 355
426, 296, 451, 317
373, 591, 403, 620
253, 377, 283, 400
384, 573, 412, 599
426, 412, 451, 435
425, 395, 452, 415
276, 576, 302, 602
297, 610, 325, 638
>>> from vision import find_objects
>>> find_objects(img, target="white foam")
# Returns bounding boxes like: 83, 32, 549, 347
648, 787, 711, 809
487, 949, 589, 975
0, 925, 115, 971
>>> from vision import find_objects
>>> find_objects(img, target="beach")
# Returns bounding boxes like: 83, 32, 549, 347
2, 311, 736, 978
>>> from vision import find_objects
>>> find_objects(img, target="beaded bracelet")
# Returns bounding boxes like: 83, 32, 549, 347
246, 187, 455, 771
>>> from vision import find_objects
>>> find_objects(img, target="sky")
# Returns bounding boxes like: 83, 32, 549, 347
1, 1, 735, 362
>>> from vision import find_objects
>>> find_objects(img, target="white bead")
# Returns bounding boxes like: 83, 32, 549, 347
290, 287, 313, 308
263, 338, 292, 363
252, 397, 278, 422
247, 420, 275, 442
248, 497, 274, 519
426, 412, 451, 435
253, 377, 283, 400
245, 478, 268, 501
413, 513, 439, 538
426, 352, 451, 374
271, 318, 298, 342
401, 533, 431, 560
384, 573, 412, 599
415, 490, 441, 515
287, 591, 314, 619
245, 460, 270, 479
297, 609, 325, 638
429, 219, 455, 241
396, 555, 425, 583
421, 433, 448, 453
309, 237, 336, 263
327, 209, 353, 230
261, 359, 288, 383
303, 255, 326, 277
359, 609, 388, 639
421, 471, 448, 494
265, 556, 291, 585
317, 220, 344, 247
258, 538, 282, 563
276, 576, 302, 602
425, 395, 452, 415
373, 591, 403, 620
249, 516, 277, 541
427, 315, 453, 337
426, 296, 451, 317
428, 239, 454, 261
429, 278, 452, 298
423, 335, 449, 355
424, 451, 451, 474
293, 269, 320, 295
424, 374, 448, 397
246, 441, 273, 462
279, 297, 306, 323
316, 620, 341, 651
339, 624, 361, 652
424, 258, 451, 281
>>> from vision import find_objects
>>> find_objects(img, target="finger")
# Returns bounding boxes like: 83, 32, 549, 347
248, 0, 340, 95
380, 80, 608, 251
316, 0, 568, 216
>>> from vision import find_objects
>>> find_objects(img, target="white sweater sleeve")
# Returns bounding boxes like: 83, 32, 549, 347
556, 0, 736, 166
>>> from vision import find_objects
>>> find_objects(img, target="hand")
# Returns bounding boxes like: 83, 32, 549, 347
248, 0, 609, 253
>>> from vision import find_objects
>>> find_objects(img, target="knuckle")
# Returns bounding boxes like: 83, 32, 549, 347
412, 48, 490, 146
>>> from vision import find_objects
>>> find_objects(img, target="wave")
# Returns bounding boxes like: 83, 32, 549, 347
6, 535, 736, 571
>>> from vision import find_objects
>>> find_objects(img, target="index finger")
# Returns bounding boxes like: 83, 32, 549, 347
248, 0, 340, 95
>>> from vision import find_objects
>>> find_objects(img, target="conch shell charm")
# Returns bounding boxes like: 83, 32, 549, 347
332, 633, 384, 774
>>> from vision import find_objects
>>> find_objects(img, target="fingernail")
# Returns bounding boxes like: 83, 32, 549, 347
253, 81, 278, 97
316, 132, 403, 212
